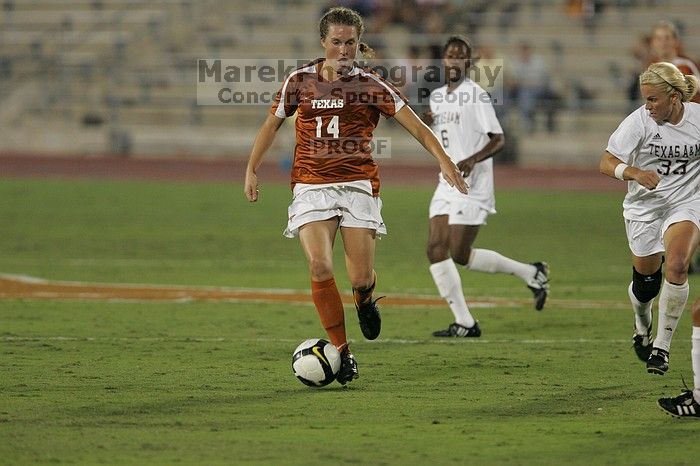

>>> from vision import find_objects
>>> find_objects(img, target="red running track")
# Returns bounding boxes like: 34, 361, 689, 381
0, 154, 623, 192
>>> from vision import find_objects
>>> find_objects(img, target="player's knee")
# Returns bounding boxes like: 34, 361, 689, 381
349, 271, 374, 291
308, 257, 333, 281
664, 252, 689, 284
631, 266, 662, 303
450, 246, 471, 266
426, 240, 449, 263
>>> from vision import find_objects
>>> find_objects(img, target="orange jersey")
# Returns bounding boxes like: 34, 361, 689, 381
673, 57, 700, 103
672, 56, 700, 77
650, 56, 700, 103
270, 59, 407, 196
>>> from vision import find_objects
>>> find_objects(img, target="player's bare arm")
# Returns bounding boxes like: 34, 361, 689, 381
457, 133, 505, 177
393, 105, 468, 194
599, 151, 660, 190
245, 113, 285, 202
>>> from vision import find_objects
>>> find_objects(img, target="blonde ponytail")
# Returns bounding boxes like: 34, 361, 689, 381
683, 73, 699, 101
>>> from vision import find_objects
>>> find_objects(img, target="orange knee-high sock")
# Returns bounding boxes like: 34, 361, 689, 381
311, 278, 347, 351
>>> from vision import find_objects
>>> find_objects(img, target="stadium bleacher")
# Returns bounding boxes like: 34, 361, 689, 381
0, 0, 698, 165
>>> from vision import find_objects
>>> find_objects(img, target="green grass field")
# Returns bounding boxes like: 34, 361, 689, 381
1, 178, 699, 465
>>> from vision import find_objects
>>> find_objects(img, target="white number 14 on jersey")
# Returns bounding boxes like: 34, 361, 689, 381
315, 115, 339, 138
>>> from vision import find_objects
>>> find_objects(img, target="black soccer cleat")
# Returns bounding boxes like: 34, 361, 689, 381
658, 389, 700, 418
356, 296, 383, 340
336, 351, 359, 385
632, 326, 653, 362
646, 347, 669, 375
527, 262, 549, 311
432, 321, 481, 338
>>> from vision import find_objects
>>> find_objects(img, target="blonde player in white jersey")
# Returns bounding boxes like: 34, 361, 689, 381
425, 35, 550, 338
599, 62, 700, 395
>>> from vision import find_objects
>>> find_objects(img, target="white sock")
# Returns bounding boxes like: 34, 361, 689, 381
628, 282, 653, 335
654, 280, 689, 352
692, 326, 700, 404
429, 258, 475, 328
466, 248, 536, 284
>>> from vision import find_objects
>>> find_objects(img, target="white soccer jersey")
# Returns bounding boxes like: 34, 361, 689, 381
429, 79, 503, 211
607, 102, 700, 221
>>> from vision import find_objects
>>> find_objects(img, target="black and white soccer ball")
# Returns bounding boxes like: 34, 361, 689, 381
291, 338, 341, 387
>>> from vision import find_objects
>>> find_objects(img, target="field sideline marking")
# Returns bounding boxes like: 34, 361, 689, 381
0, 273, 629, 309
0, 336, 629, 345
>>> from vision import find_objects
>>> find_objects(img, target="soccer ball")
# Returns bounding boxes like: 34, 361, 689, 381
291, 338, 341, 387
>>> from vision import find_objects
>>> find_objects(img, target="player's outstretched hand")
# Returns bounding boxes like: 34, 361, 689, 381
244, 171, 259, 202
632, 169, 660, 190
440, 159, 469, 194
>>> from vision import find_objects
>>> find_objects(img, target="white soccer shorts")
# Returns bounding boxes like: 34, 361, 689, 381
283, 181, 386, 238
625, 199, 700, 257
428, 182, 489, 225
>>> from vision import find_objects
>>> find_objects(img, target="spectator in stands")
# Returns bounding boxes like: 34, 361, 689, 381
627, 33, 653, 111
565, 0, 604, 35
650, 20, 700, 102
451, 0, 491, 36
507, 42, 559, 133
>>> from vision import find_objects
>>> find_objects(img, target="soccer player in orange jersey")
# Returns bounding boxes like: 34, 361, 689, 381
650, 21, 700, 103
244, 7, 467, 385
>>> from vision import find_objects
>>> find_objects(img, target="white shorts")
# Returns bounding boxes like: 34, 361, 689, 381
283, 180, 386, 238
429, 182, 490, 225
625, 201, 700, 257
